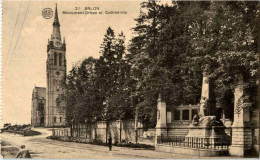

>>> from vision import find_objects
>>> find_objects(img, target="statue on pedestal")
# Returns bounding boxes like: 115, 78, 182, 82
192, 113, 200, 126
186, 74, 228, 140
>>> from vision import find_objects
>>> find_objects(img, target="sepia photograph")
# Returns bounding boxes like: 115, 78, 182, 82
1, 0, 259, 159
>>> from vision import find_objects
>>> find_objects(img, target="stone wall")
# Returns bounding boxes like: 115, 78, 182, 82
252, 105, 259, 155
55, 120, 147, 144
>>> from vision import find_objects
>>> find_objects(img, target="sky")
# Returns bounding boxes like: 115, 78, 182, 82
1, 0, 143, 125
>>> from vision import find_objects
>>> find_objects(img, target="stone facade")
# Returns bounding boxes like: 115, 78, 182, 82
154, 74, 258, 157
229, 75, 253, 156
31, 5, 66, 127
45, 5, 66, 127
31, 87, 46, 127
199, 74, 216, 116
155, 95, 167, 137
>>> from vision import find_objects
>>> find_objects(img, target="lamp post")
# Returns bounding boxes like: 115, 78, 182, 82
135, 108, 138, 144
85, 119, 88, 138
132, 91, 138, 145
71, 119, 74, 137
103, 99, 108, 143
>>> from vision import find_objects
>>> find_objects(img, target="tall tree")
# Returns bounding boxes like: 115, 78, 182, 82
128, 0, 258, 126
95, 27, 133, 120
57, 57, 104, 124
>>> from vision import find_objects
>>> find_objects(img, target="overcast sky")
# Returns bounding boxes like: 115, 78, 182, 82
2, 0, 142, 125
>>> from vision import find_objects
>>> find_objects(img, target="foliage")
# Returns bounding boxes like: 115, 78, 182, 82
95, 27, 133, 121
57, 57, 104, 124
115, 142, 154, 150
128, 1, 258, 126
59, 1, 258, 127
58, 27, 133, 124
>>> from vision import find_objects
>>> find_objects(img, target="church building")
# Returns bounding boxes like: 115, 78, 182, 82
31, 5, 66, 127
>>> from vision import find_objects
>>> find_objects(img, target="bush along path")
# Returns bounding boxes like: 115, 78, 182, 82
47, 136, 154, 150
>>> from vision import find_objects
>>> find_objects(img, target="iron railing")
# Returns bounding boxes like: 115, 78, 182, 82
157, 136, 231, 150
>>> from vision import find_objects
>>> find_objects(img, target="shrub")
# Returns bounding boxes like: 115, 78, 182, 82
115, 142, 154, 150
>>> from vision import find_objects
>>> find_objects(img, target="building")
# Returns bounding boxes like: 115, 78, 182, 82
31, 87, 46, 127
31, 5, 66, 127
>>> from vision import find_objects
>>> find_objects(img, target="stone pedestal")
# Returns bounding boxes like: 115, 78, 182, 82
185, 74, 228, 148
186, 116, 228, 138
185, 116, 229, 150
155, 100, 167, 135
230, 77, 252, 157
155, 94, 167, 144
229, 127, 252, 157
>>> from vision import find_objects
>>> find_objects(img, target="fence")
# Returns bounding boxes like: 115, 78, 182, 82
157, 136, 231, 150
51, 120, 146, 144
53, 128, 70, 137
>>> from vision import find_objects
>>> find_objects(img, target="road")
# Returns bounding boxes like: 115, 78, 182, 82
1, 128, 237, 159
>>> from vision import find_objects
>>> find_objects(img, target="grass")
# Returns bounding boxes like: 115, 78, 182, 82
1, 140, 12, 146
5, 130, 41, 136
24, 130, 41, 136
1, 140, 19, 158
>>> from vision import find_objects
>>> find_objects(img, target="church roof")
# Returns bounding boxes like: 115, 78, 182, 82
33, 87, 46, 99
53, 4, 60, 27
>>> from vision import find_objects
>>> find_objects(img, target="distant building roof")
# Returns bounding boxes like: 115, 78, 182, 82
33, 86, 46, 99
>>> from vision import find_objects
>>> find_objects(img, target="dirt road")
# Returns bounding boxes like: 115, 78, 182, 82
1, 128, 235, 159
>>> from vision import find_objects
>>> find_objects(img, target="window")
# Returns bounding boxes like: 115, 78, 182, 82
54, 53, 57, 65
54, 116, 56, 123
60, 117, 62, 123
37, 102, 44, 116
59, 54, 62, 66
183, 110, 189, 120
173, 110, 180, 120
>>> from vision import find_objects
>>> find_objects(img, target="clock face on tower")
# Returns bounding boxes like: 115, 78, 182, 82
55, 41, 60, 46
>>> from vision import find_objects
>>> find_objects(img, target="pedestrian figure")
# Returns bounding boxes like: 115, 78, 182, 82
16, 145, 31, 158
108, 135, 112, 151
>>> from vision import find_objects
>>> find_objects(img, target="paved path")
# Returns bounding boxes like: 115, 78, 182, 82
1, 128, 240, 159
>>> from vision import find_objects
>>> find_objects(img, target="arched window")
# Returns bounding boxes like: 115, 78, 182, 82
59, 54, 62, 66
60, 117, 62, 123
54, 52, 57, 65
54, 116, 57, 123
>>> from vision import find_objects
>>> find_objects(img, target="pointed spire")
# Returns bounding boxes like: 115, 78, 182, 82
53, 3, 60, 27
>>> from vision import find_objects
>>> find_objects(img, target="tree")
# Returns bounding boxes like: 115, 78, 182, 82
128, 1, 205, 126
58, 57, 104, 124
60, 27, 134, 124
128, 1, 258, 126
186, 1, 259, 117
96, 27, 133, 120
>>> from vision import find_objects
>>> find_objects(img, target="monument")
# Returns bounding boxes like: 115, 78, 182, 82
155, 93, 167, 137
229, 74, 252, 157
185, 74, 229, 145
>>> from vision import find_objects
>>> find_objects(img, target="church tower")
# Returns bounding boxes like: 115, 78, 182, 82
45, 4, 66, 127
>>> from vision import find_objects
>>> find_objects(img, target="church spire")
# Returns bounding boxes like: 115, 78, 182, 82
51, 4, 61, 47
53, 4, 60, 27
